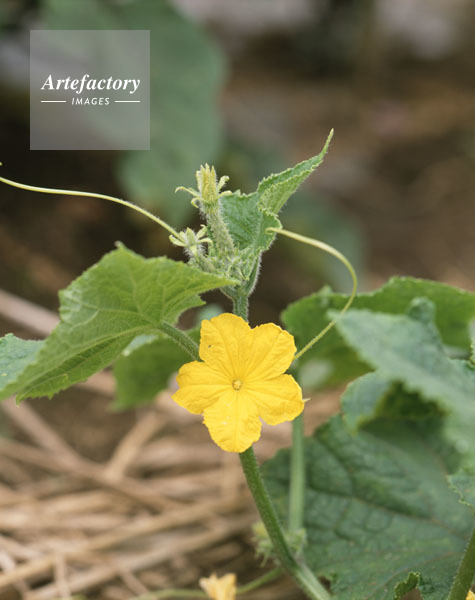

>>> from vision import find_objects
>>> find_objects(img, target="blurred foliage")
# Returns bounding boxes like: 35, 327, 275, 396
0, 0, 225, 227
41, 0, 225, 227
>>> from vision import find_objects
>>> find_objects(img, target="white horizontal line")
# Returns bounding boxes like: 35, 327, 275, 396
41, 100, 66, 103
115, 100, 140, 103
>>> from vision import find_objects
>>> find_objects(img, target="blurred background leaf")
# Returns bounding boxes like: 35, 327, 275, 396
42, 0, 226, 227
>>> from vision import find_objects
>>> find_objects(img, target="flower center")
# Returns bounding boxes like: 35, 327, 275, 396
232, 379, 243, 391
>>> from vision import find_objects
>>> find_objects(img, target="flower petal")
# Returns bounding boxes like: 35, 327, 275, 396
173, 361, 228, 414
203, 389, 261, 452
247, 374, 304, 425
245, 323, 296, 381
199, 313, 252, 377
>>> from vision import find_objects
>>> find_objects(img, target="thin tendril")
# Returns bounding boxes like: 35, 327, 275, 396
0, 165, 180, 239
266, 227, 357, 362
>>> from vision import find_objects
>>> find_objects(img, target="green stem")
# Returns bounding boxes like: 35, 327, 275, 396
447, 525, 475, 600
233, 296, 329, 600
239, 448, 330, 600
289, 414, 305, 532
233, 292, 249, 321
237, 568, 283, 594
158, 322, 199, 360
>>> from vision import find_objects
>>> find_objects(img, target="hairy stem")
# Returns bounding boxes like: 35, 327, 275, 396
447, 525, 475, 600
158, 322, 199, 360
233, 291, 249, 322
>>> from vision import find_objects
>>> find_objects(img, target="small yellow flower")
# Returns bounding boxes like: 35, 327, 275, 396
467, 591, 475, 600
173, 313, 304, 452
199, 572, 236, 600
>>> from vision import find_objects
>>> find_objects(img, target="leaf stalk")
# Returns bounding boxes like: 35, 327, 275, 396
158, 323, 199, 361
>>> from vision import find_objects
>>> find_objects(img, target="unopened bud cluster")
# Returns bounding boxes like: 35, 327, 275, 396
173, 165, 258, 296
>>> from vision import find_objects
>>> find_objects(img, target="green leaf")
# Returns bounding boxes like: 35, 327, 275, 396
283, 277, 475, 387
332, 307, 475, 464
394, 573, 422, 599
220, 135, 332, 259
220, 191, 280, 255
43, 0, 225, 227
112, 328, 199, 410
333, 306, 475, 417
0, 335, 43, 397
256, 130, 333, 217
450, 466, 475, 510
262, 415, 474, 600
335, 306, 475, 513
341, 372, 442, 433
0, 245, 232, 402
340, 371, 394, 431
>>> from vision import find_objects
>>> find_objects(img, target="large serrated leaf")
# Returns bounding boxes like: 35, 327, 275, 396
43, 0, 225, 227
335, 308, 475, 513
262, 415, 474, 600
0, 245, 232, 402
332, 307, 475, 469
282, 277, 475, 387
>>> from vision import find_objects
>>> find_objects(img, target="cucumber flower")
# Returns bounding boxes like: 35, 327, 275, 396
172, 313, 304, 452
199, 572, 236, 600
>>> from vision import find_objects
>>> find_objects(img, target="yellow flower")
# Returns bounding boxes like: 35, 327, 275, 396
199, 573, 237, 600
467, 591, 475, 600
173, 313, 304, 452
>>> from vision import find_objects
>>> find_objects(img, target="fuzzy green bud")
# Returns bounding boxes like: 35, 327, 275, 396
176, 163, 231, 209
